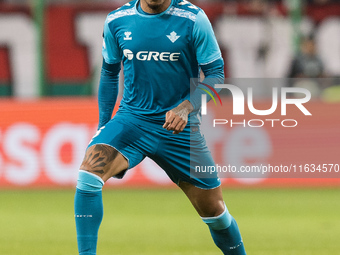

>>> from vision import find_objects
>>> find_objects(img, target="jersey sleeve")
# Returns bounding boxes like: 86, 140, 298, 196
102, 16, 122, 64
193, 10, 222, 65
98, 60, 121, 129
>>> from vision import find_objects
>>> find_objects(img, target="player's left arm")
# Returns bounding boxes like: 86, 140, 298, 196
188, 9, 225, 111
163, 9, 224, 134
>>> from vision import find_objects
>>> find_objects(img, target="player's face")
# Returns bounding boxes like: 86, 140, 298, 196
141, 0, 171, 13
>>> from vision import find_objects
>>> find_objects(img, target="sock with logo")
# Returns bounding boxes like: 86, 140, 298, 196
74, 170, 104, 255
201, 205, 246, 255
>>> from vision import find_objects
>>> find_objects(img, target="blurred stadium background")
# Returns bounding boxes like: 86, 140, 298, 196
0, 0, 339, 254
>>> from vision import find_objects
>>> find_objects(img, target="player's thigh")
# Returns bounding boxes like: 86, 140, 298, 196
82, 116, 147, 182
152, 127, 221, 190
80, 144, 128, 182
179, 181, 225, 217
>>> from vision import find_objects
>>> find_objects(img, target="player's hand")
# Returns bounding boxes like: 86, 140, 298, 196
163, 100, 194, 134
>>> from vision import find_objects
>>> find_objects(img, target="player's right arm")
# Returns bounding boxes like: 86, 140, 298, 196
97, 16, 122, 129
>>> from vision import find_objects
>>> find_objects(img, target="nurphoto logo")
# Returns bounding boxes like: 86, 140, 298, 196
201, 84, 312, 128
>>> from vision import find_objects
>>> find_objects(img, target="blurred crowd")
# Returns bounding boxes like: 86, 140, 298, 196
0, 0, 337, 18
0, 0, 337, 5
1, 0, 339, 99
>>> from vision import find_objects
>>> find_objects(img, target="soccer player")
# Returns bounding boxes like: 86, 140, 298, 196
74, 0, 246, 254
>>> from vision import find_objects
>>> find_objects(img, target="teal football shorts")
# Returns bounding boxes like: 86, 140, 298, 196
88, 111, 221, 190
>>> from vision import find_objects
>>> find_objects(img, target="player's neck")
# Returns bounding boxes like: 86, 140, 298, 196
140, 0, 172, 14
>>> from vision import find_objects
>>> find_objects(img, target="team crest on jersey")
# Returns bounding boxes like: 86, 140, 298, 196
167, 31, 180, 43
124, 31, 132, 40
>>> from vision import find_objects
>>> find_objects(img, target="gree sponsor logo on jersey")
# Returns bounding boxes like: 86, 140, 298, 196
123, 49, 134, 60
123, 49, 180, 62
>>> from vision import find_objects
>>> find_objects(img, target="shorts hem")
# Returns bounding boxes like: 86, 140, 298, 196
177, 180, 221, 190
193, 183, 222, 190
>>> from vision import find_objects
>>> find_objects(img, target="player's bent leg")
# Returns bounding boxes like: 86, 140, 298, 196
75, 144, 128, 255
179, 182, 246, 255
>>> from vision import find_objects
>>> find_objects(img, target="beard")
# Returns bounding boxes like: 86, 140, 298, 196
145, 0, 167, 11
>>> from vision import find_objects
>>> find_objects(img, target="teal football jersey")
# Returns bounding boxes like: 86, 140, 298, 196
102, 0, 222, 123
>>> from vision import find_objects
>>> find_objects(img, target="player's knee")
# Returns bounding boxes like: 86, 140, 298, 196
201, 203, 232, 230
197, 198, 225, 218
